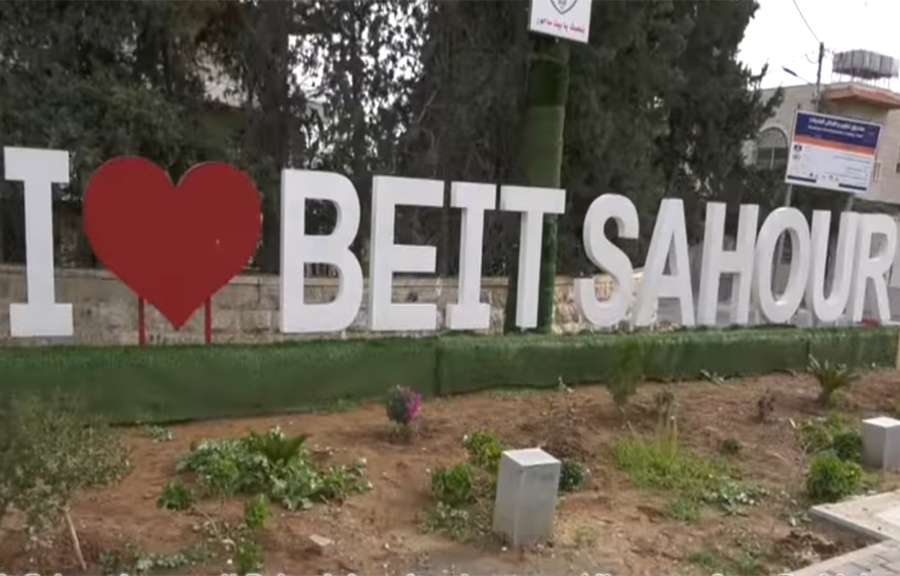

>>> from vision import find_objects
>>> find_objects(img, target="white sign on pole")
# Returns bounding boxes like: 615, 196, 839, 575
785, 110, 882, 194
528, 0, 592, 44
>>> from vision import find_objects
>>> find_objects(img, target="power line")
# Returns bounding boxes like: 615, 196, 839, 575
790, 0, 821, 44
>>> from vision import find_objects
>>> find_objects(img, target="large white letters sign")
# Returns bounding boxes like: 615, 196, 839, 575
4, 148, 900, 338
4, 147, 74, 337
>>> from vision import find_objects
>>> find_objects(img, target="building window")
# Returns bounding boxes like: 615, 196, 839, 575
755, 127, 789, 171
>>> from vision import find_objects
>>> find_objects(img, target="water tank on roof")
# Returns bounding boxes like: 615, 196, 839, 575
833, 49, 900, 80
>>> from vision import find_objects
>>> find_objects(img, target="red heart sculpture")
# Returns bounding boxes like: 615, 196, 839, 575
83, 157, 262, 329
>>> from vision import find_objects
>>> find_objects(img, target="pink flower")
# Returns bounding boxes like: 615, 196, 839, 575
385, 385, 422, 426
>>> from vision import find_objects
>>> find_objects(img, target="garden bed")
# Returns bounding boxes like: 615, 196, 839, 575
2, 370, 898, 576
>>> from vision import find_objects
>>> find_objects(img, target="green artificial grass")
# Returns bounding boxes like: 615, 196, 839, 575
0, 326, 895, 424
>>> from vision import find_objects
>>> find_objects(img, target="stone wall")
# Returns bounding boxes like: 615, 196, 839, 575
0, 265, 620, 345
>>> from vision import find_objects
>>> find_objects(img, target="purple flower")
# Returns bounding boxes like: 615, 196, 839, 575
385, 385, 422, 426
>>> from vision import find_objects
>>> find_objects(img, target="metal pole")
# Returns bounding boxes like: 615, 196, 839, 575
814, 42, 824, 102
764, 42, 824, 324
774, 184, 794, 264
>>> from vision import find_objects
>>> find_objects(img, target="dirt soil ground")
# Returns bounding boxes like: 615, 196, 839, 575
3, 370, 900, 576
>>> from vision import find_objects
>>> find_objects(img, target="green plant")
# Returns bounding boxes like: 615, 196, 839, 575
615, 431, 763, 515
144, 424, 173, 442
608, 340, 643, 413
384, 385, 422, 429
654, 388, 676, 428
234, 540, 264, 575
431, 463, 475, 506
176, 426, 369, 510
756, 391, 775, 422
832, 429, 863, 462
0, 391, 131, 571
719, 437, 742, 456
157, 480, 194, 511
614, 433, 723, 491
421, 501, 483, 542
806, 454, 863, 503
559, 460, 586, 492
243, 494, 269, 531
244, 428, 309, 466
669, 496, 701, 522
809, 356, 859, 406
133, 551, 189, 575
463, 429, 504, 474
796, 413, 860, 461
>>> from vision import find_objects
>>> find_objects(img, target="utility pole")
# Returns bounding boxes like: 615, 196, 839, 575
814, 41, 825, 109
774, 41, 826, 289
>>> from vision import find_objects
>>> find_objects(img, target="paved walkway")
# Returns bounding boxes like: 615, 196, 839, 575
792, 540, 900, 576
794, 490, 900, 576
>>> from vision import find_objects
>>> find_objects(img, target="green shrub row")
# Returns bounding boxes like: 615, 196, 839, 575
0, 326, 896, 424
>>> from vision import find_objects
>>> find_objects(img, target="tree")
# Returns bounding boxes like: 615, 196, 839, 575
653, 0, 784, 240
0, 0, 237, 264
405, 0, 779, 331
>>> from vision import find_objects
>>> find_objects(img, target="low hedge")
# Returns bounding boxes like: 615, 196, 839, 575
0, 326, 896, 424
435, 325, 898, 395
0, 337, 438, 423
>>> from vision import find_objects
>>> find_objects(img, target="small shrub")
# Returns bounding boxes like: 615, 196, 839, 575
0, 391, 131, 570
559, 460, 586, 492
809, 356, 859, 406
615, 432, 763, 514
157, 480, 194, 511
234, 540, 264, 575
144, 425, 174, 442
608, 340, 643, 413
797, 413, 860, 461
385, 385, 422, 428
463, 429, 504, 474
806, 454, 863, 503
756, 391, 775, 422
431, 463, 475, 506
421, 502, 480, 542
797, 414, 840, 454
654, 388, 676, 428
832, 429, 863, 463
244, 428, 309, 465
614, 433, 725, 491
703, 479, 766, 510
133, 551, 190, 575
719, 438, 742, 456
243, 494, 269, 531
669, 496, 701, 522
0, 392, 131, 525
176, 426, 369, 510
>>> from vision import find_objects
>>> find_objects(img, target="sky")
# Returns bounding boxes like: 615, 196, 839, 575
738, 0, 898, 90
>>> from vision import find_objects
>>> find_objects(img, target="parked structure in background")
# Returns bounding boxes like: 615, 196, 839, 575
751, 49, 900, 205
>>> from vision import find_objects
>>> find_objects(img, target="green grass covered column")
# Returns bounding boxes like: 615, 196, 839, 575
504, 36, 570, 333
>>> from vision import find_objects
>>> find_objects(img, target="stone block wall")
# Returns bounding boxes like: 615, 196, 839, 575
0, 265, 622, 345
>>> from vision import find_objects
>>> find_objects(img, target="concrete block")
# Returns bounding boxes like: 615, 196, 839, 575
862, 417, 900, 470
307, 534, 333, 555
492, 448, 561, 546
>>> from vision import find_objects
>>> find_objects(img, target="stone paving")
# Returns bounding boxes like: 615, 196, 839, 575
792, 540, 900, 576
794, 490, 900, 576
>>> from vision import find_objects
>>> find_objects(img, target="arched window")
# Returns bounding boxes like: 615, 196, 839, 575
755, 127, 789, 171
